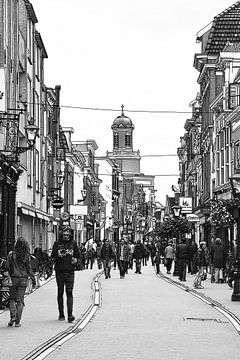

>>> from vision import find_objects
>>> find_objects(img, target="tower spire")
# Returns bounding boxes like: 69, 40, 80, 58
121, 104, 124, 115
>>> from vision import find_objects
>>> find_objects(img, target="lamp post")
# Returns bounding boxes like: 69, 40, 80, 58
229, 175, 240, 301
172, 204, 182, 277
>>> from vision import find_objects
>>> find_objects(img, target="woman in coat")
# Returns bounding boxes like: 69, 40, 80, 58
212, 238, 226, 283
5, 237, 36, 327
193, 241, 210, 289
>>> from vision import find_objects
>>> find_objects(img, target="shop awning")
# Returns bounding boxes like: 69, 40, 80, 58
36, 211, 49, 221
19, 207, 35, 217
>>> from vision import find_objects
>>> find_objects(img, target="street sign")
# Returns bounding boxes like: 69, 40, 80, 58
69, 204, 88, 215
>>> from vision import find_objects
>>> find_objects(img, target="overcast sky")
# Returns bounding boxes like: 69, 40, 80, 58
31, 0, 236, 204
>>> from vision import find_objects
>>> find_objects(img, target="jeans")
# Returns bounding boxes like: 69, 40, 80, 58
155, 263, 160, 274
118, 260, 127, 277
9, 277, 28, 323
178, 259, 187, 281
102, 260, 111, 278
135, 259, 142, 273
56, 272, 74, 316
166, 258, 173, 273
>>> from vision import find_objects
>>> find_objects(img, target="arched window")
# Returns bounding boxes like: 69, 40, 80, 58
125, 133, 132, 147
113, 133, 119, 148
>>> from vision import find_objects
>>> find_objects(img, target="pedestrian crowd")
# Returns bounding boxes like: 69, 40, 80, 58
160, 237, 236, 290
1, 233, 236, 328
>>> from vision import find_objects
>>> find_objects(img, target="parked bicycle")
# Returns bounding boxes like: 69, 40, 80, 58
0, 257, 10, 309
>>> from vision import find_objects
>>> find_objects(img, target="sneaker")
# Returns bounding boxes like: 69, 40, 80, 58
8, 318, 16, 327
194, 285, 204, 289
68, 315, 75, 323
58, 315, 65, 321
15, 322, 21, 327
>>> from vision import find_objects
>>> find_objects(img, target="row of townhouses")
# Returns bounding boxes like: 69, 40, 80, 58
0, 0, 157, 258
177, 1, 240, 252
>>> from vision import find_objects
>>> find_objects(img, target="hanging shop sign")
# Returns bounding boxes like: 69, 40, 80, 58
51, 197, 64, 209
179, 197, 192, 214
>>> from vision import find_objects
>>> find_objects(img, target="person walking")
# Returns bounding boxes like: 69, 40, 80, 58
149, 242, 157, 266
96, 242, 102, 270
116, 239, 130, 279
51, 228, 80, 322
188, 239, 198, 274
85, 244, 95, 269
175, 238, 189, 281
154, 250, 162, 275
133, 240, 145, 274
100, 239, 114, 279
193, 241, 210, 289
5, 237, 36, 327
164, 241, 175, 274
211, 238, 227, 283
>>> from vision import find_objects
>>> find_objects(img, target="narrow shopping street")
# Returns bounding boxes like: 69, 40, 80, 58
1, 263, 240, 360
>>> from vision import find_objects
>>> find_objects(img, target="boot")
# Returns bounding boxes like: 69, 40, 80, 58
8, 300, 17, 326
15, 303, 24, 326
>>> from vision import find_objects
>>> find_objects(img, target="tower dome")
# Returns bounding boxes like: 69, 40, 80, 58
111, 105, 134, 129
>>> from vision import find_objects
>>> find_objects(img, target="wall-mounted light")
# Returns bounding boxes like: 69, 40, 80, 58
77, 188, 87, 204
172, 204, 182, 218
16, 124, 39, 154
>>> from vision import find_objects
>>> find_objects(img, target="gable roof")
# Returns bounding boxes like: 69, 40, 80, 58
206, 1, 240, 55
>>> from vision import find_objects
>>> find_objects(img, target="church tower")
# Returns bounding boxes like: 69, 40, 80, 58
107, 105, 141, 175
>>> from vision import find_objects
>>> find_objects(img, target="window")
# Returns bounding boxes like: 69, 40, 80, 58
27, 77, 33, 120
229, 83, 240, 109
125, 133, 132, 147
27, 20, 32, 63
35, 46, 40, 80
113, 133, 119, 148
234, 141, 240, 170
36, 150, 39, 192
35, 91, 39, 128
27, 151, 33, 187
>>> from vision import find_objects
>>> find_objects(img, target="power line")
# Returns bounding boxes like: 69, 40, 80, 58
17, 101, 200, 114
71, 172, 179, 177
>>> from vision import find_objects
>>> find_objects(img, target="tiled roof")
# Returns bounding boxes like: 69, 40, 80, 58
223, 41, 240, 51
206, 1, 240, 55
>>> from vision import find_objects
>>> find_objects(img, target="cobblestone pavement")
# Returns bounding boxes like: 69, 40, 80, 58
1, 263, 240, 360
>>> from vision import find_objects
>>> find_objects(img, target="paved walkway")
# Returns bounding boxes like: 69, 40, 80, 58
47, 264, 240, 360
1, 262, 240, 360
162, 263, 240, 320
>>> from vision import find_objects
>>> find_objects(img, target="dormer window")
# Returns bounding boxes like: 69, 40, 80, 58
113, 133, 119, 148
125, 133, 132, 147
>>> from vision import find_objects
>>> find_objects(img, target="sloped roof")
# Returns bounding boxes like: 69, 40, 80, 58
206, 1, 240, 55
223, 41, 240, 51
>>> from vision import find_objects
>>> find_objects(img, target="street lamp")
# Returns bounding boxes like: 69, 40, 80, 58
16, 124, 39, 154
172, 204, 182, 218
229, 175, 240, 301
172, 204, 182, 277
77, 188, 87, 203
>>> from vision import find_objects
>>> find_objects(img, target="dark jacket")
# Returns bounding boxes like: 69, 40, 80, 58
133, 243, 145, 260
116, 243, 130, 261
176, 242, 189, 261
100, 243, 114, 260
188, 243, 198, 260
51, 240, 80, 273
194, 247, 210, 267
5, 251, 35, 284
154, 253, 161, 264
212, 244, 226, 268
